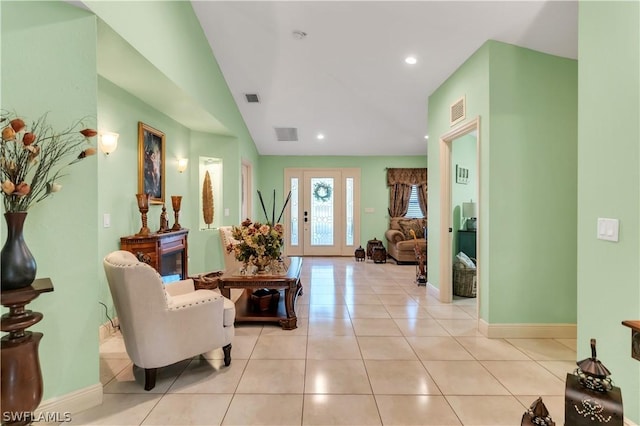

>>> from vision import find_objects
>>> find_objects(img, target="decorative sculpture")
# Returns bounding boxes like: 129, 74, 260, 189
158, 204, 169, 233
410, 229, 426, 285
521, 397, 555, 426
202, 171, 214, 229
565, 339, 623, 425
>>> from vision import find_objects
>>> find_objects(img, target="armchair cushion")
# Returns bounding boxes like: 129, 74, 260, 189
385, 229, 405, 245
397, 218, 425, 239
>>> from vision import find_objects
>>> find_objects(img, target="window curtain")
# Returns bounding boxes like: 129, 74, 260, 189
387, 168, 427, 217
388, 184, 412, 217
417, 183, 428, 216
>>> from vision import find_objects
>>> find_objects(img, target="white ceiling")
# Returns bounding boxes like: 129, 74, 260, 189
192, 1, 578, 156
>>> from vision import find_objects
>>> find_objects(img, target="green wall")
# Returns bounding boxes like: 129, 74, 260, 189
427, 44, 490, 316
91, 2, 263, 322
1, 1, 100, 400
188, 131, 241, 274
97, 77, 192, 313
578, 2, 640, 422
85, 0, 256, 153
487, 42, 577, 324
3, 0, 262, 406
428, 41, 577, 325
258, 156, 427, 248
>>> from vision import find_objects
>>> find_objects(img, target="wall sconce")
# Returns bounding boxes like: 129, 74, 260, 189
177, 158, 189, 173
99, 132, 119, 155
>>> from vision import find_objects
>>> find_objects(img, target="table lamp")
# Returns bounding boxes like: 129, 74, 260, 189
463, 201, 477, 231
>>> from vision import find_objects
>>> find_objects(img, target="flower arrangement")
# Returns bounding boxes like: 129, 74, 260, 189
0, 111, 97, 213
226, 189, 292, 273
227, 218, 285, 270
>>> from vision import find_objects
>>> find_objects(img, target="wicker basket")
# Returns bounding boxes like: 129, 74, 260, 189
453, 260, 477, 297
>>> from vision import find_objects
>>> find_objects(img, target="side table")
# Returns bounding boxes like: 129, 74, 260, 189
1, 278, 54, 426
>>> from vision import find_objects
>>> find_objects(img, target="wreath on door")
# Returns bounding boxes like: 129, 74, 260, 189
313, 182, 332, 202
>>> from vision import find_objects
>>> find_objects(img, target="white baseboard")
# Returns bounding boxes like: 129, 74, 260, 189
478, 319, 577, 339
426, 282, 439, 299
36, 383, 103, 418
625, 417, 638, 426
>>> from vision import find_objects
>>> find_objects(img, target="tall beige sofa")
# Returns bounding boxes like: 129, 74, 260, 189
385, 217, 427, 264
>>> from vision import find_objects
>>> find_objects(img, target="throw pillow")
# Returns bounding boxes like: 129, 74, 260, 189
456, 251, 476, 269
398, 219, 424, 240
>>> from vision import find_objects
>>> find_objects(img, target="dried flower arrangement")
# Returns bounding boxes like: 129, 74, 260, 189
225, 190, 292, 272
0, 111, 97, 212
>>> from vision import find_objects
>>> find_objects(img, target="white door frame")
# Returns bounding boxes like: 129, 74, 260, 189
439, 117, 480, 303
284, 168, 360, 256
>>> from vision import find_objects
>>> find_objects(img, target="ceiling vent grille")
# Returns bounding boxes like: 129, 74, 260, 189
450, 96, 466, 126
245, 93, 260, 103
274, 127, 298, 142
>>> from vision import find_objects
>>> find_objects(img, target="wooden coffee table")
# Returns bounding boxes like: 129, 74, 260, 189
217, 256, 303, 330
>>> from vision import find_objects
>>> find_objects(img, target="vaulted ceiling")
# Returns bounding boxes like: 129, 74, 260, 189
192, 1, 578, 156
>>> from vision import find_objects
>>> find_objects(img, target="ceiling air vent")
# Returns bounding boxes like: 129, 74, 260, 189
274, 127, 298, 142
245, 93, 260, 103
450, 96, 466, 126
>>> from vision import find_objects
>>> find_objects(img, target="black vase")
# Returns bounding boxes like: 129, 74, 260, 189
1, 211, 37, 290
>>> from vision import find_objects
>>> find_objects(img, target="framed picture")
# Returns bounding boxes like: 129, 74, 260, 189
456, 164, 469, 184
138, 122, 165, 204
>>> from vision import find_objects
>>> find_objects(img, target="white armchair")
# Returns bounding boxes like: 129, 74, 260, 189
219, 226, 242, 271
219, 226, 245, 303
103, 250, 235, 391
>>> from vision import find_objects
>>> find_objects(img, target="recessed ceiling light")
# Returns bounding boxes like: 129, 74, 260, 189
316, 133, 325, 140
424, 135, 429, 140
405, 56, 417, 65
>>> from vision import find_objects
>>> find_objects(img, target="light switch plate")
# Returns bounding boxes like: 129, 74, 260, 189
364, 207, 375, 213
103, 213, 111, 228
597, 217, 619, 242
224, 208, 230, 217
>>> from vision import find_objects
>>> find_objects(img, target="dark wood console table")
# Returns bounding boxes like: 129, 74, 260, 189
1, 278, 54, 426
622, 320, 640, 361
120, 229, 189, 279
217, 257, 303, 330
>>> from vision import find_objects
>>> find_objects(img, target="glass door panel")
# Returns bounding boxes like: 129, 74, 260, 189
285, 168, 360, 256
303, 171, 341, 255
310, 177, 334, 246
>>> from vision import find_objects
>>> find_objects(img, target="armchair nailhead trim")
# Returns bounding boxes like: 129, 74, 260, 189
169, 297, 216, 311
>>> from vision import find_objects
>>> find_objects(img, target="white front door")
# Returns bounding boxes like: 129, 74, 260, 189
285, 168, 360, 256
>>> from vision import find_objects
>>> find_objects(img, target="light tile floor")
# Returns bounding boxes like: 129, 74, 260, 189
73, 257, 577, 425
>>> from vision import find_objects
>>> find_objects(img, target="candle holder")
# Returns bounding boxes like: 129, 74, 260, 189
136, 193, 150, 236
171, 195, 182, 230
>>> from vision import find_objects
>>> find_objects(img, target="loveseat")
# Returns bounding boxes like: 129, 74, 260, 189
384, 217, 427, 264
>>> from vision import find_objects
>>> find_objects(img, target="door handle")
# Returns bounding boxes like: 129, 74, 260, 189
449, 227, 453, 233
